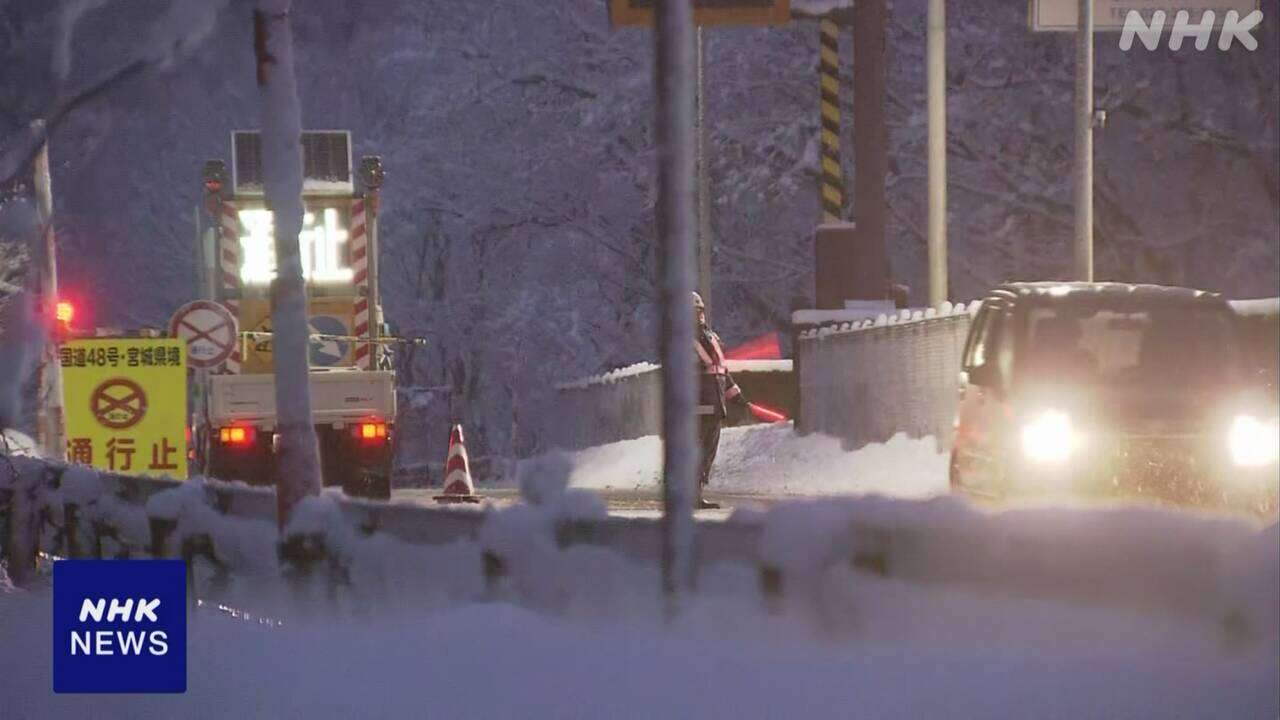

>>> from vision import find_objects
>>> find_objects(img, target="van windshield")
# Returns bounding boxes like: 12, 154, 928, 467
1021, 305, 1235, 389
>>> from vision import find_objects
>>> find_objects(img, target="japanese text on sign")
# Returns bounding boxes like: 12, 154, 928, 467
62, 338, 188, 479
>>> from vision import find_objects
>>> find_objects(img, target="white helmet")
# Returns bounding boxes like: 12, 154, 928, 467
691, 291, 705, 311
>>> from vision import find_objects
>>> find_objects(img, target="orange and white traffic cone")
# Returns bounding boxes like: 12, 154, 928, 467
435, 424, 481, 504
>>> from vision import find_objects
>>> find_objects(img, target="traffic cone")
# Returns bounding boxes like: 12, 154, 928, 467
435, 424, 481, 504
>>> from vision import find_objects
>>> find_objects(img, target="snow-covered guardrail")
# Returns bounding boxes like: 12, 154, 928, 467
794, 301, 978, 450
2, 455, 1274, 646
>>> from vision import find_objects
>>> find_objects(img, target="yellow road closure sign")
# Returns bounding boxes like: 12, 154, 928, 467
60, 338, 188, 479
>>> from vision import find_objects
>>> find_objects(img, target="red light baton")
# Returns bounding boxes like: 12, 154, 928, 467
747, 402, 788, 423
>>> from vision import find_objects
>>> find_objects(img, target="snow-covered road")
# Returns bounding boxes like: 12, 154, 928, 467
391, 424, 950, 517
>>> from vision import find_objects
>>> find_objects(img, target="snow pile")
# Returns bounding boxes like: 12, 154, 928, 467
0, 429, 37, 457
2, 555, 1276, 718
2, 459, 1277, 717
723, 359, 791, 373
518, 423, 948, 498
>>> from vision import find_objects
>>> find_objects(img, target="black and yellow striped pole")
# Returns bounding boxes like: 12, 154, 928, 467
818, 18, 843, 223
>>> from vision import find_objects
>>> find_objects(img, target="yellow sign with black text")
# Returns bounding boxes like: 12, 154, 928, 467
60, 338, 188, 479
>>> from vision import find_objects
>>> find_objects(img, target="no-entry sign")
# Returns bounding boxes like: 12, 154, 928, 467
169, 300, 239, 369
60, 338, 188, 479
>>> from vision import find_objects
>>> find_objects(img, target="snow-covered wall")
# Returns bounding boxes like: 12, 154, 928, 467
796, 303, 975, 450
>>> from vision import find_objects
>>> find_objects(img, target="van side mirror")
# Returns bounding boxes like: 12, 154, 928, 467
968, 363, 1002, 389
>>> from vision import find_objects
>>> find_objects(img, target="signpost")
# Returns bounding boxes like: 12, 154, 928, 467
609, 0, 789, 28
169, 300, 239, 369
61, 338, 188, 479
170, 300, 238, 477
1029, 0, 1258, 31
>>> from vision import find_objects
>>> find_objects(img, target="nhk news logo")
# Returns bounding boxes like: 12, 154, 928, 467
1120, 8, 1263, 51
53, 560, 186, 693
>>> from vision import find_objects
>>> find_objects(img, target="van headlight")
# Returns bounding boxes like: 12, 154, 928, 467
1021, 410, 1076, 464
1228, 415, 1280, 468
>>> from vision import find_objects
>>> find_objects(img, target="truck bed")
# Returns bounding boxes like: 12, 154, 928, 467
209, 369, 396, 426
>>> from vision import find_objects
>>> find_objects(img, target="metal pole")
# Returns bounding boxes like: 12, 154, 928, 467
1073, 0, 1094, 281
926, 0, 948, 305
31, 120, 66, 461
696, 26, 712, 306
654, 0, 698, 606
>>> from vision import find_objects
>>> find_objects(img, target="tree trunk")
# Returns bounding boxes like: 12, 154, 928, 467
253, 0, 321, 529
654, 0, 698, 606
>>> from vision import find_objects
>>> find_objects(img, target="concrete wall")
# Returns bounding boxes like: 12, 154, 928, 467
549, 361, 795, 451
795, 305, 976, 452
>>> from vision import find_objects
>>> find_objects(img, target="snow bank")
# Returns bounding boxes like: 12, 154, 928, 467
724, 359, 791, 373
518, 423, 948, 498
2, 562, 1275, 719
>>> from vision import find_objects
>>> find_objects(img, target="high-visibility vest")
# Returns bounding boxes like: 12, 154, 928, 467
695, 330, 741, 416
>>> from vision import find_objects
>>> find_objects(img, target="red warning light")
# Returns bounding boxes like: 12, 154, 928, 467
55, 300, 74, 326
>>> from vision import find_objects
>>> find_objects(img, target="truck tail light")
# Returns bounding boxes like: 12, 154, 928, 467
354, 422, 388, 443
219, 426, 255, 446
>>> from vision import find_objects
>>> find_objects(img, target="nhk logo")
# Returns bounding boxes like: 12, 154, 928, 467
1120, 9, 1263, 51
71, 597, 170, 656
53, 560, 186, 693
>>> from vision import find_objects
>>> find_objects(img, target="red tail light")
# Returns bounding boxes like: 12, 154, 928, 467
354, 422, 388, 442
218, 426, 255, 446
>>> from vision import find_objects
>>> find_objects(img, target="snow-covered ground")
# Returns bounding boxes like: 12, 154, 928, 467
3, 556, 1275, 719
3, 442, 1276, 717
517, 423, 949, 498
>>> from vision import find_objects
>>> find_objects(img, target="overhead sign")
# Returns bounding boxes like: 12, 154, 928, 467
169, 300, 239, 369
236, 200, 354, 286
1030, 0, 1259, 31
61, 338, 188, 479
609, 0, 790, 27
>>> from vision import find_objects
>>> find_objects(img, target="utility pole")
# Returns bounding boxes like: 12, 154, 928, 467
1073, 0, 1094, 281
254, 1, 323, 529
851, 0, 890, 299
654, 0, 698, 607
31, 120, 66, 461
696, 27, 712, 306
926, 0, 948, 305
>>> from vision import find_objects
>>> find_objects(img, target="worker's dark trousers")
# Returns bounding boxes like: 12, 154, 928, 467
698, 414, 722, 488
